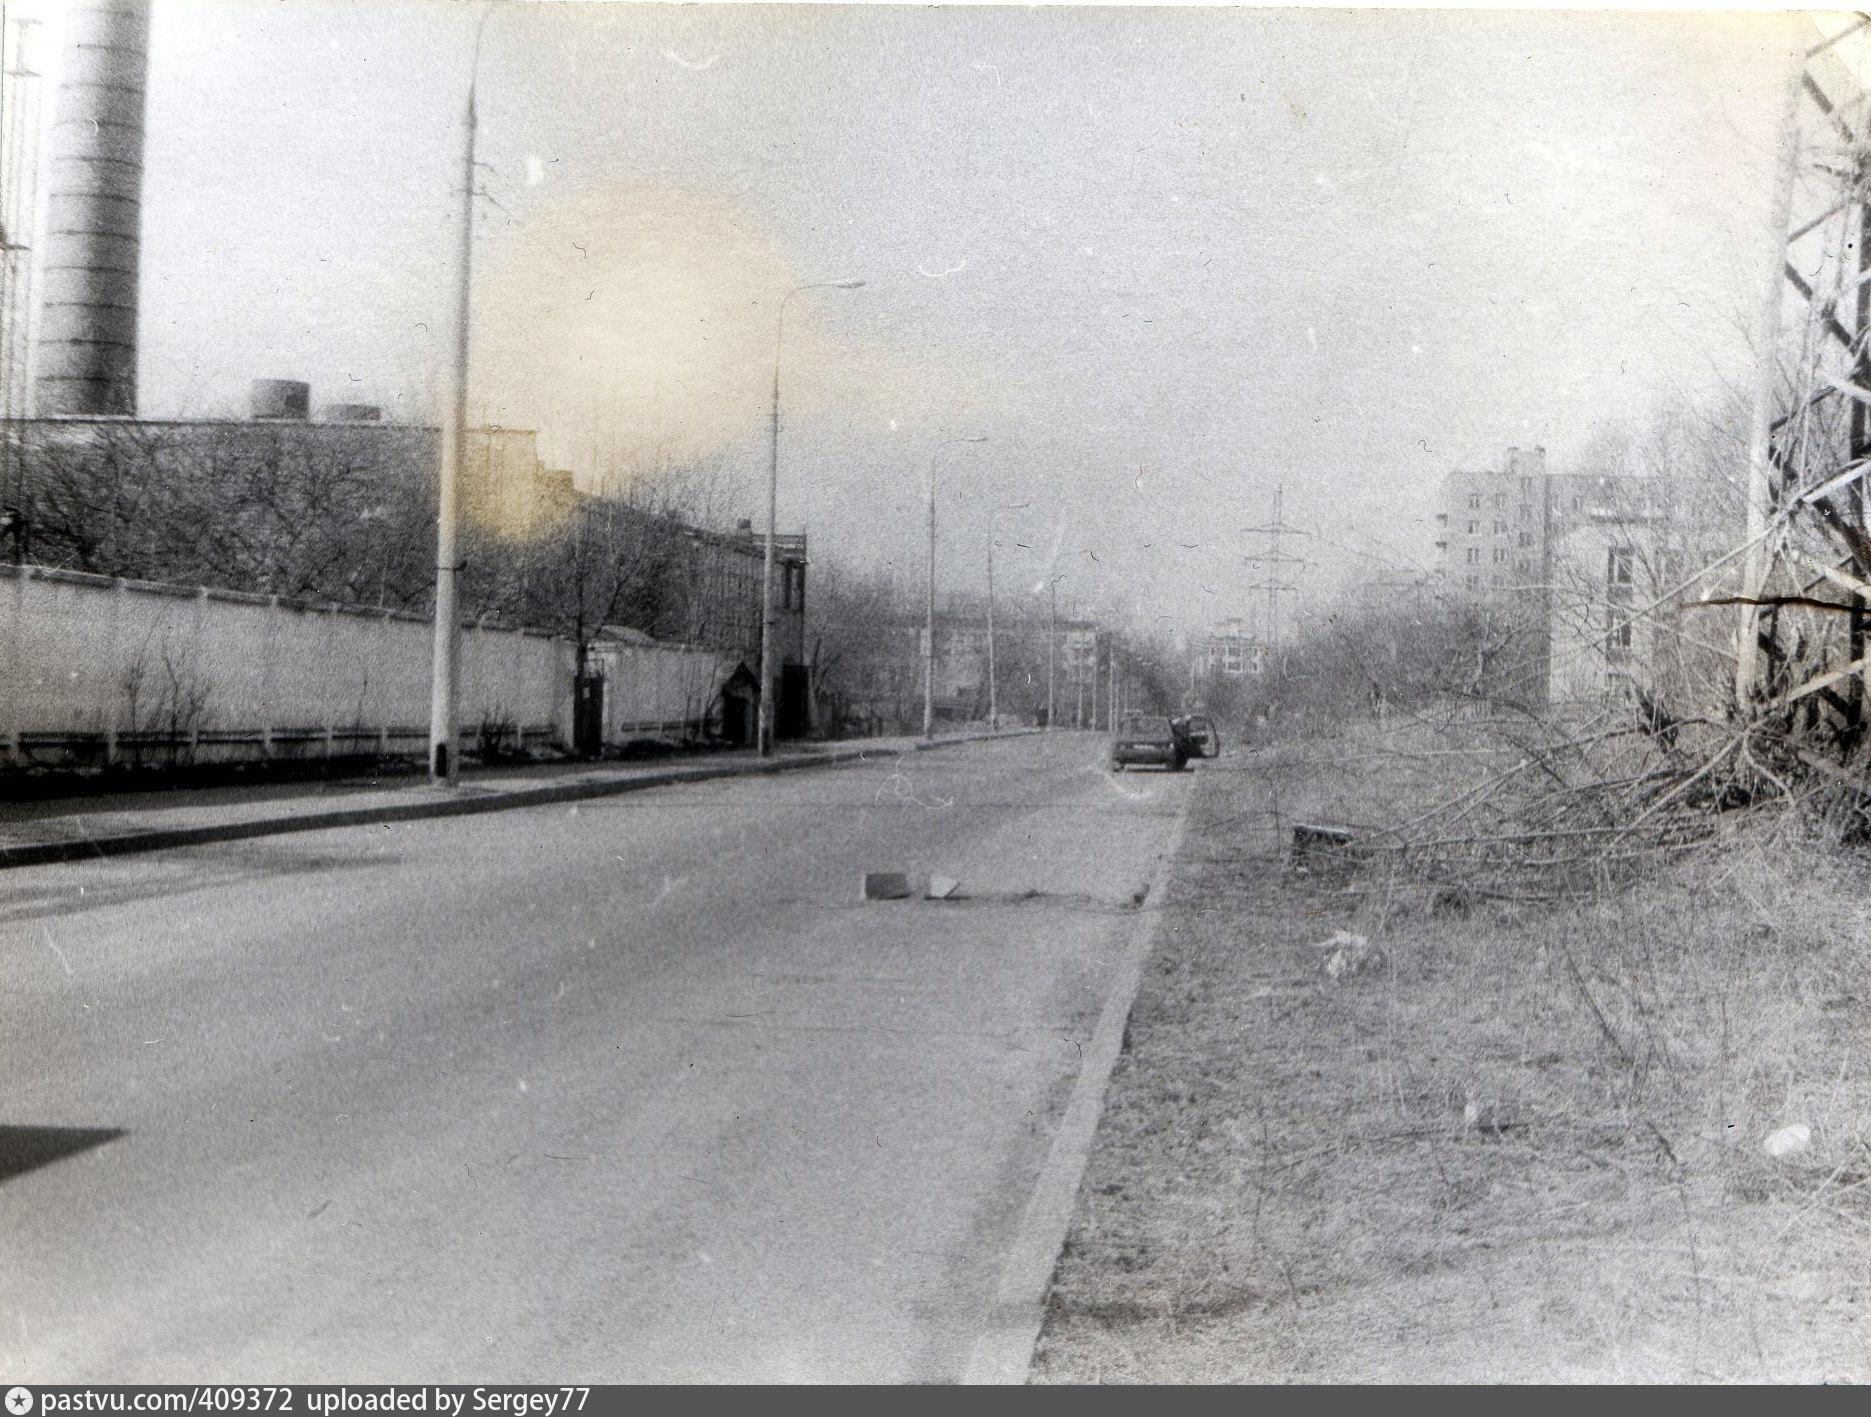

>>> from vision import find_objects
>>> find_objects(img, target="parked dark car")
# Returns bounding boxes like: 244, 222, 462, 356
1110, 712, 1198, 771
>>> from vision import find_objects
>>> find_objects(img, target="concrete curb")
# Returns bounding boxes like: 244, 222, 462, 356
0, 729, 1042, 870
959, 781, 1197, 1385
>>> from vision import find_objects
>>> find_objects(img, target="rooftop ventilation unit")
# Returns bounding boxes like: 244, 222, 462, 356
250, 379, 311, 421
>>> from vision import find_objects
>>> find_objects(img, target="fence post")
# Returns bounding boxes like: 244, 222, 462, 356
192, 586, 211, 763
105, 579, 125, 766
2, 571, 18, 769
261, 595, 278, 758
377, 607, 393, 757
323, 603, 339, 759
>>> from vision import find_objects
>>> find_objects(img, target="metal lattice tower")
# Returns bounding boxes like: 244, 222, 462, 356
1241, 485, 1308, 650
1732, 14, 1871, 754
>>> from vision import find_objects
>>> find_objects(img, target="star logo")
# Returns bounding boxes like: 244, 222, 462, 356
6, 1388, 33, 1416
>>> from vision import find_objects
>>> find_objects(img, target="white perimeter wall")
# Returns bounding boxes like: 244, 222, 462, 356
1, 565, 573, 761
590, 639, 737, 738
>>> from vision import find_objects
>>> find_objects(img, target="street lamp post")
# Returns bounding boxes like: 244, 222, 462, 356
759, 278, 863, 758
429, 4, 499, 785
984, 499, 1028, 732
986, 532, 997, 731
1046, 574, 1065, 731
924, 435, 987, 742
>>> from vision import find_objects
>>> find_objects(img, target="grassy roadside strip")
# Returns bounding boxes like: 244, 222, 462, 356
1030, 740, 1871, 1382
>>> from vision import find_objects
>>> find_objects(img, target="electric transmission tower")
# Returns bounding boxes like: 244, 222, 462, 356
1241, 485, 1310, 651
1729, 14, 1871, 755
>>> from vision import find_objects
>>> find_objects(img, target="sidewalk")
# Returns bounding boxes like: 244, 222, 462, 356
0, 730, 1036, 869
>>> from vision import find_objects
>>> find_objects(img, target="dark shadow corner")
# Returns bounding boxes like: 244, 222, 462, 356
0, 1125, 125, 1184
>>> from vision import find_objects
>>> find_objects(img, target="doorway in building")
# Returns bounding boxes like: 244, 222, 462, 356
718, 664, 759, 746
573, 674, 605, 757
779, 664, 810, 740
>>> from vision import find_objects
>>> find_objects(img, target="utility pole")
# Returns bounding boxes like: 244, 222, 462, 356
985, 499, 1026, 732
924, 484, 935, 740
985, 535, 998, 730
924, 435, 986, 742
429, 20, 486, 785
1046, 578, 1058, 730
761, 279, 863, 756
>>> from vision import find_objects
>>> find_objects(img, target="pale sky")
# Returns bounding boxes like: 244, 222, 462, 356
20, 2, 1812, 640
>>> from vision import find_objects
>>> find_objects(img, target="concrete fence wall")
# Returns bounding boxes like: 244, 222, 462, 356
590, 639, 737, 739
0, 564, 574, 767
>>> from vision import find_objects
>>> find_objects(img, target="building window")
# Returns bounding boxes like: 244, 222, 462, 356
1494, 520, 1508, 535
1607, 546, 1634, 587
782, 561, 805, 610
1466, 547, 1480, 564
1467, 494, 1481, 510
1465, 574, 1479, 589
1606, 611, 1633, 661
1493, 493, 1506, 509
1518, 531, 1532, 548
1467, 520, 1479, 534
1493, 547, 1507, 563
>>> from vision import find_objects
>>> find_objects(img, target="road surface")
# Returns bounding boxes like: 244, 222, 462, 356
0, 734, 1189, 1382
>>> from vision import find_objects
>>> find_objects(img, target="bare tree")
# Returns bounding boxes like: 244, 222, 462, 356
808, 564, 914, 736
23, 419, 438, 608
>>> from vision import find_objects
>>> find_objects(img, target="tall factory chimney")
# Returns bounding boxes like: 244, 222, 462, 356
33, 0, 149, 417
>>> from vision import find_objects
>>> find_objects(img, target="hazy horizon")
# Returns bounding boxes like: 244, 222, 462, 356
14, 2, 1810, 640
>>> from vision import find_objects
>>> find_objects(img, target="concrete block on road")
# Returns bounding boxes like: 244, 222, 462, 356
926, 876, 961, 900
862, 871, 914, 901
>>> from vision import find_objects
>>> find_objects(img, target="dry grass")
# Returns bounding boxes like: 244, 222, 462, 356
1031, 729, 1871, 1383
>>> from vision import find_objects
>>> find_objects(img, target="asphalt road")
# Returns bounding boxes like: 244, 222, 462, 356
0, 733, 1190, 1383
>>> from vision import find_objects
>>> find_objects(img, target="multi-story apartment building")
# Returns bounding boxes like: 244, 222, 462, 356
1434, 445, 1739, 715
1195, 617, 1259, 677
1540, 471, 1734, 713
1432, 446, 1554, 709
1433, 445, 1551, 598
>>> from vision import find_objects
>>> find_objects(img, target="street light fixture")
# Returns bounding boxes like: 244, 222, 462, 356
924, 434, 988, 742
758, 277, 864, 758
